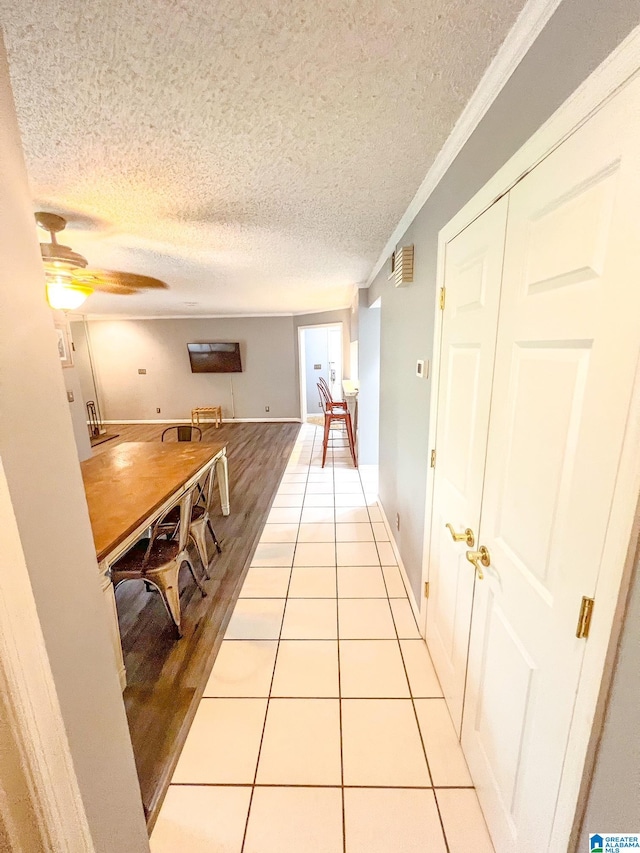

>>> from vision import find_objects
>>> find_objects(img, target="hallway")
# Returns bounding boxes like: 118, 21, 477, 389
151, 424, 494, 852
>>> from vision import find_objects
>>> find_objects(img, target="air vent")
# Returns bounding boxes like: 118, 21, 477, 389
393, 245, 414, 287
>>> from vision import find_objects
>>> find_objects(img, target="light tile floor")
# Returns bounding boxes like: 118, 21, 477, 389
151, 424, 495, 852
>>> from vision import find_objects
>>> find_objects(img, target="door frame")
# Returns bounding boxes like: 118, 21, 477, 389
297, 322, 344, 422
0, 458, 95, 851
420, 26, 640, 850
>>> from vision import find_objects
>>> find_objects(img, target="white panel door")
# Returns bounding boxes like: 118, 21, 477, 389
462, 78, 640, 852
426, 196, 508, 733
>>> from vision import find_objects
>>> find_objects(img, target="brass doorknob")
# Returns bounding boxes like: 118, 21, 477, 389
446, 523, 475, 547
465, 546, 491, 580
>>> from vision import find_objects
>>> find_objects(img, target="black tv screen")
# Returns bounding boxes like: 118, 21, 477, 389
187, 342, 242, 373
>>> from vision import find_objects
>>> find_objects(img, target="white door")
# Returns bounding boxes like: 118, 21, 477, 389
462, 78, 640, 852
426, 196, 508, 733
327, 326, 343, 400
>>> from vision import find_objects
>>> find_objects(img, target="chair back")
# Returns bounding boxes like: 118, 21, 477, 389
317, 381, 331, 415
318, 376, 345, 407
194, 463, 217, 514
318, 376, 332, 398
161, 425, 202, 442
141, 488, 195, 568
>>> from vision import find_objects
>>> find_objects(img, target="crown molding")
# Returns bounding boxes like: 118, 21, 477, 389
365, 0, 564, 287
81, 304, 352, 321
83, 312, 296, 321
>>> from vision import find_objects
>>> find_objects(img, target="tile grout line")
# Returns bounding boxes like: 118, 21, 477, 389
170, 781, 475, 789
392, 592, 450, 853
239, 424, 313, 853
331, 433, 348, 853
380, 556, 453, 853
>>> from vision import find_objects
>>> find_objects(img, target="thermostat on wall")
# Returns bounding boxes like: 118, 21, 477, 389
416, 359, 428, 378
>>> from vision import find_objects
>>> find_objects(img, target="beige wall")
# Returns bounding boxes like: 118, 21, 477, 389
0, 36, 149, 852
81, 316, 299, 421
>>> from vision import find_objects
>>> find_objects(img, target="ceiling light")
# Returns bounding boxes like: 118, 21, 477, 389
46, 274, 94, 310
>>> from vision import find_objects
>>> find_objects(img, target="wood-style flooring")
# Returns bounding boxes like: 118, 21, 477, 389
94, 422, 299, 828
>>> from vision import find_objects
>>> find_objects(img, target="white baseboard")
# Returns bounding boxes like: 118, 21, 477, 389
376, 502, 423, 630
101, 418, 302, 425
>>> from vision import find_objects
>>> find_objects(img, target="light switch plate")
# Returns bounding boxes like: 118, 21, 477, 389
66, 390, 74, 403
416, 359, 427, 378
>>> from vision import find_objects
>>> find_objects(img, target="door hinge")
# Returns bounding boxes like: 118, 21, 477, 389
576, 596, 595, 639
424, 581, 430, 598
430, 449, 436, 468
439, 287, 446, 310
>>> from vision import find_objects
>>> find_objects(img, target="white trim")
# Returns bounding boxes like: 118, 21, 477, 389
298, 327, 308, 423
376, 501, 422, 627
419, 27, 640, 852
366, 0, 564, 288
0, 458, 94, 852
81, 304, 353, 322
84, 312, 296, 321
296, 322, 344, 422
419, 251, 446, 635
102, 417, 302, 424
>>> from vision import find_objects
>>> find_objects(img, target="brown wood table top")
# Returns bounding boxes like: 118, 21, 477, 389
81, 441, 226, 562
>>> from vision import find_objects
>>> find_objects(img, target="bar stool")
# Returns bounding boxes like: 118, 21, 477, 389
318, 381, 357, 468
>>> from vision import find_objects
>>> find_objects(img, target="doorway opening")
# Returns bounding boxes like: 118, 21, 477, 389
298, 323, 343, 425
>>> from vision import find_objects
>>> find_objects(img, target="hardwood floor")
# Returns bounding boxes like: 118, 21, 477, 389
95, 422, 299, 828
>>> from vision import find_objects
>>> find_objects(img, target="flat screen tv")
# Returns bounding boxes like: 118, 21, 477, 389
187, 342, 242, 373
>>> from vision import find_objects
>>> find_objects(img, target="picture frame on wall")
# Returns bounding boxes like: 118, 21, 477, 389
54, 323, 73, 368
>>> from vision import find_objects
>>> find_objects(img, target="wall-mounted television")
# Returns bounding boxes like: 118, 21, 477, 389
187, 342, 242, 373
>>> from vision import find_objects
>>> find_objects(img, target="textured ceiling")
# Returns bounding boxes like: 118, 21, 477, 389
1, 0, 525, 315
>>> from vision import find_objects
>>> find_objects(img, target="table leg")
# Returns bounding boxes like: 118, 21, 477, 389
216, 451, 230, 515
100, 565, 127, 690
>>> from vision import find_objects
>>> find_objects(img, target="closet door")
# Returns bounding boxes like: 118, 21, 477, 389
426, 195, 507, 733
461, 77, 640, 851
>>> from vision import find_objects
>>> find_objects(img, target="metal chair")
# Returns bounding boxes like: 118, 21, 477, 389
111, 488, 206, 638
318, 376, 347, 410
318, 381, 357, 468
161, 425, 202, 442
158, 463, 222, 577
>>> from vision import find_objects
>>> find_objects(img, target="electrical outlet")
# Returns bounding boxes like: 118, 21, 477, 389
265, 405, 270, 412
156, 408, 161, 414
396, 513, 400, 531
138, 368, 147, 375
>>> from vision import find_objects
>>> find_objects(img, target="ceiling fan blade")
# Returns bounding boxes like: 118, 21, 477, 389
72, 268, 169, 293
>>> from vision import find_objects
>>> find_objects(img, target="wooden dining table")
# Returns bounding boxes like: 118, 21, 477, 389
81, 441, 229, 689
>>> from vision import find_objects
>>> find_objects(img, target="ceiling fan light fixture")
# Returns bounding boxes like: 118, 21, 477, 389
46, 275, 94, 310
35, 211, 169, 306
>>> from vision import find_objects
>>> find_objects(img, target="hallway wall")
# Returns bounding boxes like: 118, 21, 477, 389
0, 34, 149, 852
367, 0, 639, 603
356, 290, 380, 467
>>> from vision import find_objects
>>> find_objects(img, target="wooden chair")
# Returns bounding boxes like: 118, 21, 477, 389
111, 488, 206, 638
318, 381, 357, 468
161, 425, 202, 442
